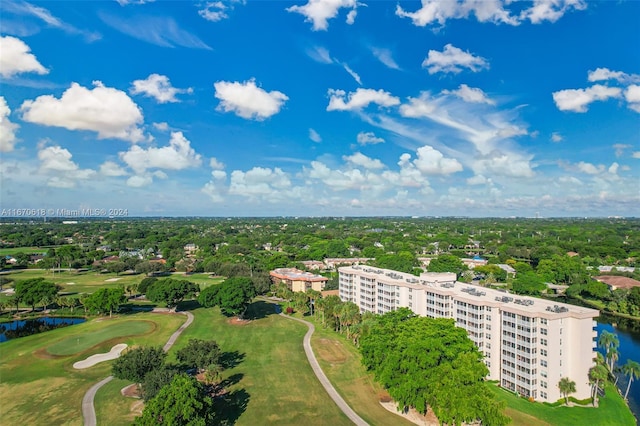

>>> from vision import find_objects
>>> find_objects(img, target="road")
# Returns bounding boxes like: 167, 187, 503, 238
281, 313, 369, 426
81, 310, 194, 426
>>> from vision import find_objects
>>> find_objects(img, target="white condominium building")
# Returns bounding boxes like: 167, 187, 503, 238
339, 265, 599, 403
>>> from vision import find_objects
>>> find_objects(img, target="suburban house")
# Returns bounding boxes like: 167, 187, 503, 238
595, 275, 640, 291
270, 267, 328, 292
323, 258, 373, 269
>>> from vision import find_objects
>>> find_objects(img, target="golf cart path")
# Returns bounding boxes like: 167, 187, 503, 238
280, 313, 369, 426
81, 310, 194, 426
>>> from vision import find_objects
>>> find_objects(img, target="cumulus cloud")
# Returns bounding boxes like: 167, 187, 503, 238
38, 145, 97, 187
286, 0, 359, 31
214, 79, 288, 120
412, 145, 463, 175
396, 0, 585, 27
126, 175, 153, 187
398, 92, 437, 118
99, 161, 128, 177
576, 161, 605, 175
0, 35, 48, 78
370, 46, 400, 70
423, 44, 488, 74
309, 128, 322, 143
0, 97, 20, 152
473, 151, 535, 178
343, 152, 385, 170
588, 68, 640, 84
198, 1, 239, 22
625, 85, 640, 113
551, 132, 563, 143
633, 152, 640, 159
130, 74, 193, 103
153, 122, 169, 131
552, 84, 622, 112
442, 84, 494, 104
209, 157, 225, 170
357, 131, 384, 145
612, 144, 630, 157
467, 174, 489, 185
229, 167, 292, 198
119, 131, 202, 174
20, 81, 146, 142
327, 88, 400, 111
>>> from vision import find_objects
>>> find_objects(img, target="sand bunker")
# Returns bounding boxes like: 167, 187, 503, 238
105, 278, 121, 282
73, 343, 128, 369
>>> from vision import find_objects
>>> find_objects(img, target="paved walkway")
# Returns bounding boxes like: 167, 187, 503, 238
280, 313, 369, 426
82, 310, 194, 426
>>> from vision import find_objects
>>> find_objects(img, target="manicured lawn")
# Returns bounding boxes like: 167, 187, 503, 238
0, 312, 185, 426
94, 377, 143, 426
487, 382, 636, 426
0, 246, 45, 256
47, 320, 155, 355
1, 269, 142, 295
306, 315, 415, 426
97, 301, 352, 425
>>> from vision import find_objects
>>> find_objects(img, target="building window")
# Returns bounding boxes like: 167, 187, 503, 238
541, 391, 547, 399
541, 349, 547, 357
541, 381, 547, 389
541, 360, 547, 367
541, 328, 547, 335
541, 371, 547, 378
541, 339, 547, 346
541, 318, 547, 325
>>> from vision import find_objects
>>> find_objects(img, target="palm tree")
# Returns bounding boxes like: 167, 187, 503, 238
558, 377, 576, 405
315, 297, 326, 326
622, 360, 640, 400
607, 347, 620, 375
589, 364, 608, 406
598, 330, 620, 372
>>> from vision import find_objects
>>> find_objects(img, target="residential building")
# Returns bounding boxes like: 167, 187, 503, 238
324, 257, 373, 269
339, 265, 598, 403
301, 260, 325, 271
461, 256, 488, 269
270, 267, 328, 292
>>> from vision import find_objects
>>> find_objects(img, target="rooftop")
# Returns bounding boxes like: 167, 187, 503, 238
270, 267, 328, 282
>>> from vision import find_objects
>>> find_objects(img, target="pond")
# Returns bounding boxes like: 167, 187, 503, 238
597, 313, 640, 421
0, 317, 86, 342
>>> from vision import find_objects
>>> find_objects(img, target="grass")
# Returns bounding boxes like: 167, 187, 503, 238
487, 382, 636, 426
0, 247, 45, 256
94, 301, 352, 425
0, 312, 185, 426
46, 320, 155, 355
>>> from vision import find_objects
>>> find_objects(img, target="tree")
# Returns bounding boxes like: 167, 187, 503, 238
427, 254, 466, 276
14, 278, 60, 312
146, 279, 199, 310
622, 360, 640, 400
138, 277, 157, 294
136, 260, 164, 276
598, 330, 620, 372
105, 261, 127, 276
208, 277, 256, 317
511, 272, 547, 296
141, 365, 180, 402
176, 339, 221, 373
86, 288, 126, 316
112, 346, 167, 384
588, 364, 608, 406
198, 284, 221, 308
134, 374, 214, 426
558, 377, 576, 405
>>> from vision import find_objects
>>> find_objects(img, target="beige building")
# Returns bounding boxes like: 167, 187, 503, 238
270, 268, 328, 292
338, 265, 598, 403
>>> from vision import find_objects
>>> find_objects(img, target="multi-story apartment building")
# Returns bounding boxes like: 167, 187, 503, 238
339, 265, 599, 403
270, 267, 328, 292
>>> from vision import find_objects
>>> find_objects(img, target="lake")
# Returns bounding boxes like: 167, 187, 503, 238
0, 317, 86, 342
597, 313, 640, 421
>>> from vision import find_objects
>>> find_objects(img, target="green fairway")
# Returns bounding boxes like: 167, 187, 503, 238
0, 247, 45, 256
1, 269, 142, 295
0, 312, 185, 426
47, 320, 155, 355
487, 382, 635, 426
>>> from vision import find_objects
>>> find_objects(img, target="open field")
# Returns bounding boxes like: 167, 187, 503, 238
487, 382, 636, 426
0, 312, 185, 425
0, 247, 46, 256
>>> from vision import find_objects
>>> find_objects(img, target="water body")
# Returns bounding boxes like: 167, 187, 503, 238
0, 317, 86, 342
596, 313, 640, 421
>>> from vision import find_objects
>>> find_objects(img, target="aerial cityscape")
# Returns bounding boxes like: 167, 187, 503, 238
0, 0, 639, 425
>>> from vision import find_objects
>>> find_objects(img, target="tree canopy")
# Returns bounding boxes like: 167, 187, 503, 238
199, 277, 256, 317
14, 278, 59, 311
176, 339, 222, 372
146, 278, 199, 310
112, 346, 167, 383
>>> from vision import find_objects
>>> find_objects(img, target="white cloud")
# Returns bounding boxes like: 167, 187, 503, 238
412, 145, 463, 175
0, 35, 48, 78
625, 85, 640, 113
357, 131, 384, 145
306, 45, 333, 64
214, 79, 288, 120
422, 44, 488, 74
632, 152, 640, 159
20, 81, 146, 142
342, 63, 362, 85
229, 167, 292, 198
343, 152, 385, 170
0, 97, 20, 152
153, 122, 169, 131
398, 92, 437, 118
327, 88, 400, 111
442, 84, 494, 105
38, 145, 97, 187
209, 157, 225, 170
521, 0, 587, 24
99, 161, 128, 177
198, 1, 229, 22
126, 175, 153, 187
551, 132, 563, 143
467, 174, 489, 185
473, 151, 535, 178
119, 131, 202, 173
130, 74, 193, 103
612, 144, 630, 157
286, 0, 359, 31
576, 161, 605, 175
552, 84, 622, 112
370, 46, 400, 70
396, 0, 518, 27
309, 128, 322, 143
588, 68, 640, 84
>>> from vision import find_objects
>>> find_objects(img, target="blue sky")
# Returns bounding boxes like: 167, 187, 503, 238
0, 0, 638, 217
